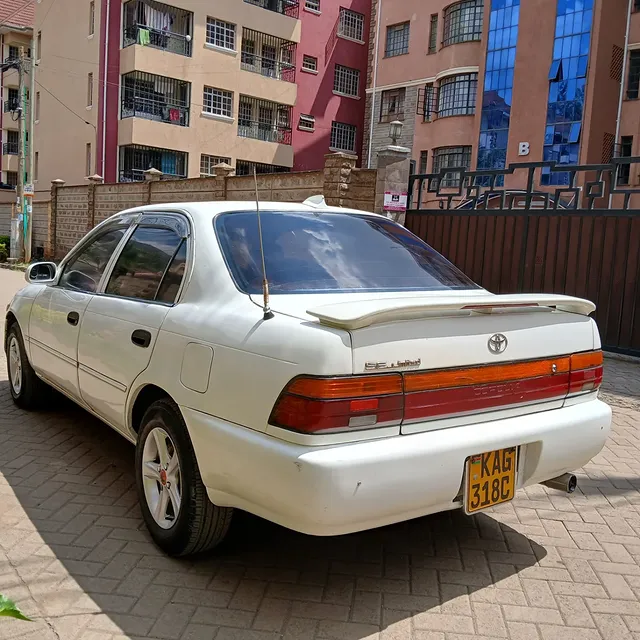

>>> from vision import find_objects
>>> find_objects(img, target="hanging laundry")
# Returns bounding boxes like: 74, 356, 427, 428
169, 108, 180, 122
138, 28, 151, 45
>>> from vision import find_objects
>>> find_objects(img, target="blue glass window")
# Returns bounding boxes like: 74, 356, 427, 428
476, 0, 520, 186
542, 0, 593, 186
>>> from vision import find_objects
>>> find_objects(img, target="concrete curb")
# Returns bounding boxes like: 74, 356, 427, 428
604, 351, 640, 365
0, 262, 27, 272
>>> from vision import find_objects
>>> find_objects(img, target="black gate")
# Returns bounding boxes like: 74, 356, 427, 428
406, 158, 640, 357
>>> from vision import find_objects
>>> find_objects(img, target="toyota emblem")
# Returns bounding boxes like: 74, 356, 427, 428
488, 333, 508, 355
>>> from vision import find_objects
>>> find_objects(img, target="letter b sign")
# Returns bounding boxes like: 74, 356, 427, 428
518, 142, 530, 156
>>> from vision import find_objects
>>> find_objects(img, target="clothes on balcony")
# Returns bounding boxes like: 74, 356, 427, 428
169, 108, 180, 122
138, 28, 151, 45
144, 4, 174, 32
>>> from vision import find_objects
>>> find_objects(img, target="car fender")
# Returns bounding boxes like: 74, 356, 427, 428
5, 284, 45, 359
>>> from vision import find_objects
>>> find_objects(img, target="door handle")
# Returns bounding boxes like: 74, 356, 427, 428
131, 329, 152, 348
67, 312, 80, 326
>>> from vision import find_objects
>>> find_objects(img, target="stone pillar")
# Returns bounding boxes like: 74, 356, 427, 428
323, 152, 357, 207
213, 162, 235, 200
85, 174, 104, 233
374, 145, 412, 224
49, 179, 65, 260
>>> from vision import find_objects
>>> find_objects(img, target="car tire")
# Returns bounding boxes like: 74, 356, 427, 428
135, 398, 233, 556
5, 322, 49, 410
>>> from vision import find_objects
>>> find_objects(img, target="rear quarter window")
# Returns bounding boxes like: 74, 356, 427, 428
215, 210, 478, 294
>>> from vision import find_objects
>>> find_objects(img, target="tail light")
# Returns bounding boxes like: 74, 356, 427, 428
269, 350, 603, 435
403, 357, 571, 423
569, 350, 604, 395
269, 374, 403, 434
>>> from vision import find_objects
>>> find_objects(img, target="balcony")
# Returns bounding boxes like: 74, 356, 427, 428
118, 144, 187, 182
121, 71, 190, 127
241, 29, 296, 83
123, 0, 193, 57
238, 96, 292, 145
3, 99, 19, 113
3, 142, 18, 155
243, 0, 299, 19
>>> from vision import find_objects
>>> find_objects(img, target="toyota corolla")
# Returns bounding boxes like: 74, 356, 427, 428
4, 200, 611, 556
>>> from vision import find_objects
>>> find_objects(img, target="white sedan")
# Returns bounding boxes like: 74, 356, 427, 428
4, 200, 611, 556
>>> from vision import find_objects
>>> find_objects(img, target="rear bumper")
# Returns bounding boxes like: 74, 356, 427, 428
184, 398, 611, 536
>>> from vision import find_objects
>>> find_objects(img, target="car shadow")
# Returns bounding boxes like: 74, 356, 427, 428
0, 378, 550, 640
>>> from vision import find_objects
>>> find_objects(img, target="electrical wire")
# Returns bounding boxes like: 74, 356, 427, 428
35, 79, 96, 129
38, 0, 59, 29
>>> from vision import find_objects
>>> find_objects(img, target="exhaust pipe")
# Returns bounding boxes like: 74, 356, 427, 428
541, 473, 577, 494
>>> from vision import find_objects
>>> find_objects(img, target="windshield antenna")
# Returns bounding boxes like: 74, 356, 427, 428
254, 167, 273, 320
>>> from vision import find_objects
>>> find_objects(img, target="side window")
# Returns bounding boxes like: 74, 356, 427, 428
156, 240, 187, 303
59, 228, 127, 293
106, 226, 184, 302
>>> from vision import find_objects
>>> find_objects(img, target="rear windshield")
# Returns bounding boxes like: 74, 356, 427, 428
215, 210, 478, 294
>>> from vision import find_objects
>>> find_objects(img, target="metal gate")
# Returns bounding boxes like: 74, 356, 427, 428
405, 159, 640, 357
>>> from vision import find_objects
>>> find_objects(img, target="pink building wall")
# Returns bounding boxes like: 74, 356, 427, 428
292, 1, 370, 171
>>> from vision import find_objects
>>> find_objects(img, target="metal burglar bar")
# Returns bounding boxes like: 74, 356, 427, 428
333, 64, 360, 97
119, 144, 187, 181
241, 29, 296, 83
236, 160, 290, 175
243, 0, 299, 18
4, 87, 25, 113
121, 71, 190, 126
237, 95, 292, 144
3, 129, 19, 155
330, 121, 356, 153
123, 0, 193, 57
405, 157, 640, 356
338, 8, 365, 41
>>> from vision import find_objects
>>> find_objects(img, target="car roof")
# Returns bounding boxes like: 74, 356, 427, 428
116, 200, 382, 219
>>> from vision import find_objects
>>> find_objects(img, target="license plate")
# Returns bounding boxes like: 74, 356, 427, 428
464, 447, 517, 514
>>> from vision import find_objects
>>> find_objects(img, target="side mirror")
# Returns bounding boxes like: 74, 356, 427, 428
25, 262, 57, 284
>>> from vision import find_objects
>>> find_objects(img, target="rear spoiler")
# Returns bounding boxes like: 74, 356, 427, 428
307, 294, 596, 331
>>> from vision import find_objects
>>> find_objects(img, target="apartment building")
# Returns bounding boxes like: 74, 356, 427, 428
292, 0, 369, 170
364, 0, 628, 191
34, 0, 301, 186
0, 0, 34, 190
617, 3, 640, 188
33, 0, 371, 187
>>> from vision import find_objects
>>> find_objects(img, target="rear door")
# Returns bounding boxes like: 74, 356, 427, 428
77, 214, 189, 430
29, 223, 130, 400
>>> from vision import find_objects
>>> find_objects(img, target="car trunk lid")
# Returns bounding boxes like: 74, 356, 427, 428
263, 292, 600, 435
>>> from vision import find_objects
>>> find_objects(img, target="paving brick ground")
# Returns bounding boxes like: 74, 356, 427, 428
2, 269, 640, 640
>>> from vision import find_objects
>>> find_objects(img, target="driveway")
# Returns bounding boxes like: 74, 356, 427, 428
1, 268, 640, 640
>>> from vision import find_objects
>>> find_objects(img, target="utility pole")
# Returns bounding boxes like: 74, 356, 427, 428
26, 37, 36, 263
10, 46, 26, 261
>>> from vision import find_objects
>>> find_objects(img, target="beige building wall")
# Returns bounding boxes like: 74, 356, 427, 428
34, 0, 101, 188
35, 0, 301, 187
